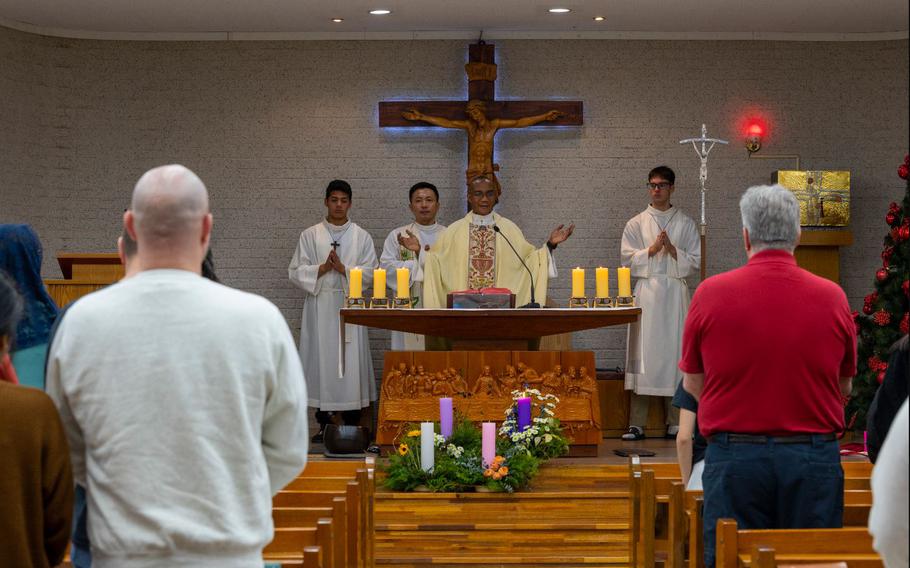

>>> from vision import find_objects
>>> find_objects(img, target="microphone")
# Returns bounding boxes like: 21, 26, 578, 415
493, 224, 540, 308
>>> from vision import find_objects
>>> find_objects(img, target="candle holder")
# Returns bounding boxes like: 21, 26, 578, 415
369, 297, 390, 309
568, 297, 589, 308
615, 295, 635, 307
592, 297, 614, 308
392, 297, 412, 309
346, 297, 366, 309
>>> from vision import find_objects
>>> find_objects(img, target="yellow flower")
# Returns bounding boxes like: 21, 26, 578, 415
398, 444, 410, 456
407, 430, 421, 437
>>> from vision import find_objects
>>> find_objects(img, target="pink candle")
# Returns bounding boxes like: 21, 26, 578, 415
517, 397, 532, 431
440, 397, 453, 439
482, 422, 496, 467
863, 431, 868, 454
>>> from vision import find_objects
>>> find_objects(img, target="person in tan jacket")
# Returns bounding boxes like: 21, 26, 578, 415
0, 269, 74, 568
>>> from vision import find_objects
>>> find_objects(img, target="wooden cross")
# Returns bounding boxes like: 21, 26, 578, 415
379, 42, 583, 189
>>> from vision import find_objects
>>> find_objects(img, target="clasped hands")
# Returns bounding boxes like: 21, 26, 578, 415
319, 249, 346, 276
648, 231, 677, 259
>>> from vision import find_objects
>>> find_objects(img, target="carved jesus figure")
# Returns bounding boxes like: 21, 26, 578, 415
402, 100, 562, 189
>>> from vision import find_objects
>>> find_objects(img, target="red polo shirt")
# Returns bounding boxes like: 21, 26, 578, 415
679, 249, 856, 437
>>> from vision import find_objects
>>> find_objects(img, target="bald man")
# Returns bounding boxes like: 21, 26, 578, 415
46, 165, 308, 568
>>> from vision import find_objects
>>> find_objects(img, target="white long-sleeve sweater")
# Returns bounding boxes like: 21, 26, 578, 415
46, 269, 308, 568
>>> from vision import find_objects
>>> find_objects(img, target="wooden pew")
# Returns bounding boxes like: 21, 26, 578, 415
751, 545, 849, 568
273, 461, 375, 568
663, 463, 873, 568
715, 519, 880, 567
263, 519, 334, 568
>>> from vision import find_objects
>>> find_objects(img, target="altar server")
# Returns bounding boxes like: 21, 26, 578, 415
289, 179, 379, 442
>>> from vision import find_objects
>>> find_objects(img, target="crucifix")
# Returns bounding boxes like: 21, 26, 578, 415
679, 124, 728, 281
379, 42, 583, 192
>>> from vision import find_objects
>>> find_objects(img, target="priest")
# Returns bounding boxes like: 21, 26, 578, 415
423, 175, 574, 308
289, 179, 378, 443
380, 181, 447, 350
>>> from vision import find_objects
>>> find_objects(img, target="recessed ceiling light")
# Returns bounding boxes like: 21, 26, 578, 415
593, 16, 605, 22
369, 9, 391, 15
548, 8, 571, 13
331, 18, 344, 23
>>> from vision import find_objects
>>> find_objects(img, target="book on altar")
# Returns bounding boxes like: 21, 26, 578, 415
446, 288, 515, 309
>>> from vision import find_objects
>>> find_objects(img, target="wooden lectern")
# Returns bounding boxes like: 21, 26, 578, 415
44, 253, 123, 307
794, 230, 853, 283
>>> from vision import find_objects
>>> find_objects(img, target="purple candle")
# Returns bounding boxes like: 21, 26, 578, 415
517, 397, 532, 431
482, 422, 496, 467
863, 430, 868, 454
439, 397, 453, 439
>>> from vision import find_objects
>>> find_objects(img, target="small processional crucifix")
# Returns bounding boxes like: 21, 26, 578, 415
379, 42, 583, 191
679, 124, 728, 281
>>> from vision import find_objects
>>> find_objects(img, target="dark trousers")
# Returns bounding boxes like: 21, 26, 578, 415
702, 433, 843, 567
315, 409, 363, 428
71, 484, 91, 568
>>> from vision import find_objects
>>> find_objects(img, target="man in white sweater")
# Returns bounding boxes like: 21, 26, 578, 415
46, 165, 309, 568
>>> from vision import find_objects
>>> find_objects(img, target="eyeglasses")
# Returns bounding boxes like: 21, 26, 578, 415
469, 189, 498, 199
648, 182, 672, 190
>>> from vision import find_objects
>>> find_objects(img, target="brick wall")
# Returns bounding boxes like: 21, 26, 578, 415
1, 27, 907, 372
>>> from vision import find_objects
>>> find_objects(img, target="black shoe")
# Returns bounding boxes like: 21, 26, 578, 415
366, 444, 381, 455
311, 429, 325, 444
621, 426, 645, 441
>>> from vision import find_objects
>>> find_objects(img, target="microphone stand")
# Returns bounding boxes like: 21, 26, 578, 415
493, 224, 540, 308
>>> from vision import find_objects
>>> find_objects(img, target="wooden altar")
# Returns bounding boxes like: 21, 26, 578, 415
44, 253, 123, 307
794, 229, 853, 283
341, 307, 641, 456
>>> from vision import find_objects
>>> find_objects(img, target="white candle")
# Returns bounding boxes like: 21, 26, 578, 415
420, 422, 435, 472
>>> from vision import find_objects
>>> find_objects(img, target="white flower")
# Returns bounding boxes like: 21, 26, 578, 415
545, 434, 553, 443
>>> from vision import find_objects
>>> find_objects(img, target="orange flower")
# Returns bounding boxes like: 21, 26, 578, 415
398, 444, 410, 456
483, 469, 494, 477
494, 456, 505, 464
499, 467, 509, 476
492, 472, 502, 480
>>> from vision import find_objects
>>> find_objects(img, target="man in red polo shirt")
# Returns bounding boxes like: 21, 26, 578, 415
680, 183, 855, 567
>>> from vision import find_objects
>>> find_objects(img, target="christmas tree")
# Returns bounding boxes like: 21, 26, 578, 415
847, 154, 910, 429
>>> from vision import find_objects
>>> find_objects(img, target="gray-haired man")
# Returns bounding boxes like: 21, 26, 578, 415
680, 184, 855, 567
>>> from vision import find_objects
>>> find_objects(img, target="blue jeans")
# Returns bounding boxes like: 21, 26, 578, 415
71, 485, 91, 568
702, 434, 843, 567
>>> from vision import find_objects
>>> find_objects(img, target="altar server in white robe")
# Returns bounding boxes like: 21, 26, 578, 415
380, 182, 446, 351
289, 180, 379, 443
620, 166, 700, 441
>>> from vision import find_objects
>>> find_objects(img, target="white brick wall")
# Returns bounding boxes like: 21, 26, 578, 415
1, 28, 907, 373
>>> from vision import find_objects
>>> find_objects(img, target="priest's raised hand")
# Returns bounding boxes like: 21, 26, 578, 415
548, 223, 575, 248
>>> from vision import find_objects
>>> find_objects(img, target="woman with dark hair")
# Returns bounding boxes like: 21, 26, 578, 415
0, 224, 59, 388
0, 270, 74, 567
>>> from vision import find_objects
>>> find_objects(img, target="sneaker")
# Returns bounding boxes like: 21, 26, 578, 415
311, 429, 325, 444
666, 425, 680, 437
621, 426, 645, 441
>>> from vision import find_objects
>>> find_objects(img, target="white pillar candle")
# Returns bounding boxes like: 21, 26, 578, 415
420, 421, 435, 472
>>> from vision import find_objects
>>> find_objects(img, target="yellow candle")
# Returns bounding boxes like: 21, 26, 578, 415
595, 267, 609, 298
373, 268, 386, 299
617, 267, 632, 297
396, 267, 410, 299
349, 267, 363, 298
571, 267, 585, 298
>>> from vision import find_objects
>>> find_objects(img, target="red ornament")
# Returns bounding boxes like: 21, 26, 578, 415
901, 312, 910, 334
865, 292, 879, 305
890, 201, 901, 212
905, 154, 910, 165
873, 309, 892, 326
886, 212, 897, 226
883, 258, 890, 270
882, 247, 894, 262
900, 164, 909, 180
892, 227, 902, 242
868, 355, 886, 371
903, 280, 909, 297
863, 303, 874, 315
877, 370, 887, 384
901, 225, 910, 241
876, 268, 889, 282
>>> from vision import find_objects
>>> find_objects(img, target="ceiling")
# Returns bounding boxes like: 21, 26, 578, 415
0, 0, 907, 40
